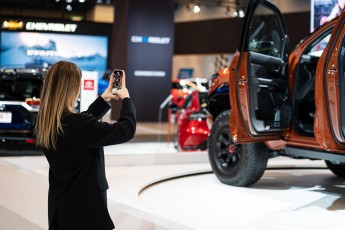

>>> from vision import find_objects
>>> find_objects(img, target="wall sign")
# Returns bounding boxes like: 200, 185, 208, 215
311, 0, 344, 31
133, 70, 166, 77
84, 79, 95, 90
26, 22, 77, 32
131, 35, 171, 44
112, 0, 174, 121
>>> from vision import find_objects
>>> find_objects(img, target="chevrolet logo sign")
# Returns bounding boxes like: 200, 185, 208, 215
1, 20, 24, 30
26, 22, 77, 33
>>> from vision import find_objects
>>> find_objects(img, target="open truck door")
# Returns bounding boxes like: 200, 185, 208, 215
315, 8, 345, 151
229, 0, 290, 143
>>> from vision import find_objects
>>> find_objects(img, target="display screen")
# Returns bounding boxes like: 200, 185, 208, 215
0, 31, 108, 93
311, 0, 345, 31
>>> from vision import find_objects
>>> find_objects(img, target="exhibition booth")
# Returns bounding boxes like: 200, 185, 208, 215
1, 0, 345, 229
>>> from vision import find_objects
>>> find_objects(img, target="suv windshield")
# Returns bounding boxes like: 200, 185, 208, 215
0, 76, 42, 101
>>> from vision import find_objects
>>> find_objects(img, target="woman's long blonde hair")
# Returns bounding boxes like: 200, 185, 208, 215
35, 61, 82, 150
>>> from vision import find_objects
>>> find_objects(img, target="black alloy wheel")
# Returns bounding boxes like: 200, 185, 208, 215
325, 160, 345, 178
208, 110, 269, 187
215, 125, 241, 170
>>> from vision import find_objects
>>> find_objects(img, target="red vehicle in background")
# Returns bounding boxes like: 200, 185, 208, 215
175, 90, 209, 151
170, 78, 208, 109
168, 78, 210, 151
168, 78, 211, 151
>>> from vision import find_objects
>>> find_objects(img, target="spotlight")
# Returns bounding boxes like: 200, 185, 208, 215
238, 9, 245, 18
79, 0, 85, 2
193, 4, 200, 13
66, 0, 72, 3
66, 4, 72, 11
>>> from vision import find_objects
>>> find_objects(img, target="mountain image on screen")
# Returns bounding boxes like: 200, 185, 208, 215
0, 31, 108, 92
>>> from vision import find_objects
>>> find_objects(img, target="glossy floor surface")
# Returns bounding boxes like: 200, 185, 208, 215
1, 122, 345, 229
1, 142, 345, 230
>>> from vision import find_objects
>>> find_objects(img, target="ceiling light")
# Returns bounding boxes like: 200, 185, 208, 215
238, 9, 245, 18
193, 4, 200, 13
66, 0, 73, 3
79, 0, 85, 2
66, 4, 72, 11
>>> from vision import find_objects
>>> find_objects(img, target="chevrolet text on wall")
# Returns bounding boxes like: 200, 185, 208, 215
26, 22, 77, 33
131, 35, 170, 44
1, 20, 78, 33
131, 35, 171, 77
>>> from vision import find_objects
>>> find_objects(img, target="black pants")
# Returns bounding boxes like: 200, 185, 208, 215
101, 191, 107, 207
51, 192, 108, 230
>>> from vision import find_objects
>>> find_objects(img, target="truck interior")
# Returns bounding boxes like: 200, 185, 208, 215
293, 30, 332, 137
245, 4, 291, 133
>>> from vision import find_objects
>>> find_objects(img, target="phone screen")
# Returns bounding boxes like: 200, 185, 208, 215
112, 69, 123, 94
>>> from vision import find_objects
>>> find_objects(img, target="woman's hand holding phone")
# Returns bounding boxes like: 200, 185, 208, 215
114, 71, 130, 100
101, 69, 130, 102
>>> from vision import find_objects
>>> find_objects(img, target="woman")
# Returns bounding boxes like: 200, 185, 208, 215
35, 61, 136, 230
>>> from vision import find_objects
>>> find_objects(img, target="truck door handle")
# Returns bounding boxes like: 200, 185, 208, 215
239, 79, 247, 85
328, 67, 337, 74
273, 65, 281, 73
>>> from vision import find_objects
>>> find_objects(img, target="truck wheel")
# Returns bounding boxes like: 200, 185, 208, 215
208, 110, 269, 187
325, 160, 345, 178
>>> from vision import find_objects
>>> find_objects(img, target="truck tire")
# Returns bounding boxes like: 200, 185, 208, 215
325, 160, 345, 178
208, 110, 269, 186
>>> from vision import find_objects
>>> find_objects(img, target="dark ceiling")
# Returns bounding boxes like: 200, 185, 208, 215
0, 0, 59, 8
0, 0, 246, 10
0, 0, 105, 12
0, 0, 247, 20
175, 0, 248, 8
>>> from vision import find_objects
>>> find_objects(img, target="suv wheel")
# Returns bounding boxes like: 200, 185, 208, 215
208, 110, 269, 186
325, 160, 345, 177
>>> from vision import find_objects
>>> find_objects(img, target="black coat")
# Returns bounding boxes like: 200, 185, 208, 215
42, 97, 136, 230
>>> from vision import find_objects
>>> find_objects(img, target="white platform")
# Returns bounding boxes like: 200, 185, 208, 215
1, 142, 345, 230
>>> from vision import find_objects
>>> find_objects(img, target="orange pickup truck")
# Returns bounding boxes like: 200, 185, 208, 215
207, 0, 345, 186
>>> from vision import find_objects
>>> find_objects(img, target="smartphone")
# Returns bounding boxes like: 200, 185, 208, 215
112, 69, 123, 94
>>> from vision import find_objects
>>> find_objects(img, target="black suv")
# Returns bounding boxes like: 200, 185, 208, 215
0, 68, 44, 154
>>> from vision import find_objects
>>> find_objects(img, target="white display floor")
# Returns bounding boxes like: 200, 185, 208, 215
1, 142, 345, 230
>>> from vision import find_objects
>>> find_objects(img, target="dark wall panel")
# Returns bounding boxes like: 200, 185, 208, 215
175, 17, 243, 54
111, 0, 174, 121
175, 12, 310, 54
283, 12, 311, 52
